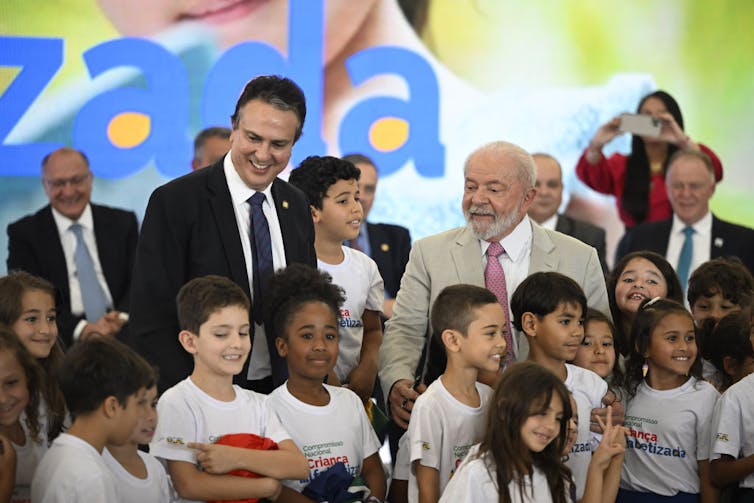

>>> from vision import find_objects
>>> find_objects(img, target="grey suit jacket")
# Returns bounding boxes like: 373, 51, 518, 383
378, 222, 610, 394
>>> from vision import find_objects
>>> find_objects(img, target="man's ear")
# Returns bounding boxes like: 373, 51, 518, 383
179, 330, 198, 354
441, 329, 463, 353
521, 312, 537, 337
310, 205, 321, 223
275, 337, 289, 358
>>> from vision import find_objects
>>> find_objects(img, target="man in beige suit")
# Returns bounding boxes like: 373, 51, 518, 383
379, 141, 610, 428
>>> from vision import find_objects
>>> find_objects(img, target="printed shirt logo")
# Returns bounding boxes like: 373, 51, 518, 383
716, 433, 729, 442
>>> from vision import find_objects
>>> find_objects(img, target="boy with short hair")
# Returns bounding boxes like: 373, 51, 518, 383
688, 257, 753, 325
150, 275, 308, 502
407, 284, 506, 502
31, 338, 156, 502
288, 156, 384, 403
511, 271, 610, 501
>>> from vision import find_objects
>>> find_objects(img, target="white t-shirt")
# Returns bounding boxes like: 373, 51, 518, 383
150, 377, 291, 502
439, 445, 560, 503
563, 363, 607, 500
621, 377, 719, 496
102, 448, 173, 503
9, 418, 48, 503
407, 377, 492, 501
266, 383, 381, 492
709, 372, 754, 488
318, 246, 384, 381
31, 433, 118, 503
393, 432, 411, 482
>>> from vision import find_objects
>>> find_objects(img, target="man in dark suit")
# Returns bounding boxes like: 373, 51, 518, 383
342, 154, 411, 319
7, 147, 137, 346
528, 153, 608, 273
617, 149, 754, 283
130, 76, 316, 392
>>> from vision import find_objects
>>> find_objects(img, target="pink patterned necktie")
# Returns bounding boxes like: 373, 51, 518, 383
485, 241, 514, 365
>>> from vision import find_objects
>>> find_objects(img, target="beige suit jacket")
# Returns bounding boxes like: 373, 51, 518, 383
378, 222, 610, 395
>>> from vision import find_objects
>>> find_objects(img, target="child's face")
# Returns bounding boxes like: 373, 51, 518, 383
130, 386, 158, 445
691, 290, 741, 325
521, 392, 563, 453
276, 301, 339, 381
11, 289, 58, 359
562, 394, 579, 456
0, 350, 30, 430
186, 305, 251, 378
646, 313, 697, 383
311, 178, 363, 243
727, 357, 754, 385
530, 302, 584, 363
112, 386, 153, 446
572, 320, 616, 378
457, 303, 507, 373
615, 258, 668, 315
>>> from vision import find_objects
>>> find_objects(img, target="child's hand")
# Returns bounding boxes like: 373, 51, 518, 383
188, 442, 241, 474
590, 393, 624, 433
591, 406, 627, 472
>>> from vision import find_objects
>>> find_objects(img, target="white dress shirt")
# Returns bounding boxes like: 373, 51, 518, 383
51, 204, 113, 338
478, 216, 533, 357
666, 211, 712, 290
223, 154, 287, 380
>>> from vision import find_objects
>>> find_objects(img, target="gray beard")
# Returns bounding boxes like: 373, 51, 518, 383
464, 202, 522, 242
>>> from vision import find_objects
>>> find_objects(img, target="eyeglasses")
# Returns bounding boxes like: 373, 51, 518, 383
44, 173, 91, 189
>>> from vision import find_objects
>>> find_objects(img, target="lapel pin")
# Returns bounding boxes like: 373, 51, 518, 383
714, 237, 723, 248
282, 200, 289, 209
381, 243, 390, 252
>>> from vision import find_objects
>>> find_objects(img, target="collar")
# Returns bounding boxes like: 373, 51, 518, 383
51, 203, 93, 232
480, 215, 532, 262
539, 213, 558, 231
224, 153, 274, 207
670, 211, 712, 236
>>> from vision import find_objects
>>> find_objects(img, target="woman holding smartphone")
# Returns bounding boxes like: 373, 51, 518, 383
576, 90, 723, 229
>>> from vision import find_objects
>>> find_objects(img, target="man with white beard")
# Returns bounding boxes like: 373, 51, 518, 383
378, 141, 610, 428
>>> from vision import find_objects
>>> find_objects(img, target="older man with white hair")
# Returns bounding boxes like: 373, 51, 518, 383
378, 141, 610, 428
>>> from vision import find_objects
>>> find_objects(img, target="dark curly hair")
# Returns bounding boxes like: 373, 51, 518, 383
288, 156, 361, 209
687, 257, 754, 312
707, 312, 753, 392
264, 264, 345, 341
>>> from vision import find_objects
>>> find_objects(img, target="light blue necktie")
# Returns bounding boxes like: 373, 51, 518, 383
677, 226, 695, 291
71, 223, 109, 321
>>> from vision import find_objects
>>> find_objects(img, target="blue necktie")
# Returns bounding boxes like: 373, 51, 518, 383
71, 223, 109, 321
249, 193, 273, 326
677, 226, 695, 291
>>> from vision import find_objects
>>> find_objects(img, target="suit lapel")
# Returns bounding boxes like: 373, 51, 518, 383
91, 205, 117, 294
529, 224, 558, 273
450, 227, 485, 287
555, 215, 571, 235
207, 163, 249, 289
41, 207, 71, 300
271, 179, 296, 264
710, 215, 725, 259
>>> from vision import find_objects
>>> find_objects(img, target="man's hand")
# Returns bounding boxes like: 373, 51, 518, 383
81, 311, 127, 340
187, 442, 240, 474
590, 393, 624, 434
389, 379, 426, 429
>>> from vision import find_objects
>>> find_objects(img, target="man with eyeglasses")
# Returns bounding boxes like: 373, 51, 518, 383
7, 147, 138, 346
616, 149, 754, 287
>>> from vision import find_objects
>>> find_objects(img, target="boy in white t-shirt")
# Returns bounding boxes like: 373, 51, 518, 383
149, 275, 308, 502
512, 272, 620, 501
709, 371, 754, 496
31, 338, 156, 503
289, 156, 384, 404
407, 284, 506, 502
265, 264, 386, 501
104, 384, 173, 502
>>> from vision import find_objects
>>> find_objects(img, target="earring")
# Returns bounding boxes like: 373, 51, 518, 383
642, 360, 649, 378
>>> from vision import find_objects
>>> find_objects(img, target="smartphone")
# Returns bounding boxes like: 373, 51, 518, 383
619, 114, 661, 137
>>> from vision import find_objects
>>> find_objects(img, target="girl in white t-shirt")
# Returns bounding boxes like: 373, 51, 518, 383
440, 361, 625, 503
0, 327, 49, 502
265, 264, 387, 502
104, 384, 173, 503
618, 297, 719, 502
572, 308, 624, 390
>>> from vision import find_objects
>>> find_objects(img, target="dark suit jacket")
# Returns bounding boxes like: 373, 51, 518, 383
7, 204, 138, 347
615, 214, 754, 273
129, 161, 316, 391
366, 222, 411, 299
556, 214, 608, 274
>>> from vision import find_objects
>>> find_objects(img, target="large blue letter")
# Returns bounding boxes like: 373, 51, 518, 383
75, 38, 189, 178
0, 37, 63, 175
202, 0, 326, 164
339, 47, 445, 178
